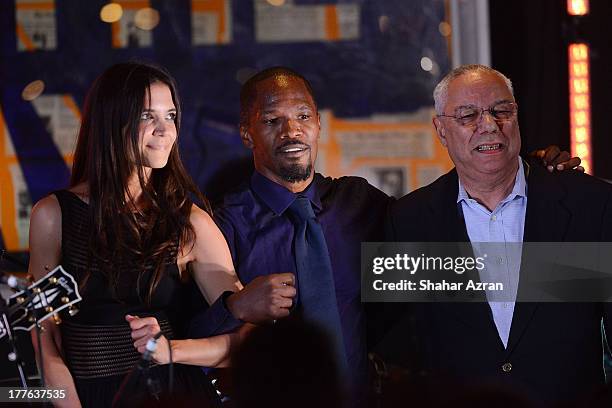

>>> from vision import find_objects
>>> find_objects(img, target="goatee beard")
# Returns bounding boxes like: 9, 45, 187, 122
279, 163, 312, 183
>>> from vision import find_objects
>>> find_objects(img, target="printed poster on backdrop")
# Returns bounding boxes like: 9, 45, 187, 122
31, 95, 81, 166
15, 0, 57, 51
316, 109, 453, 198
0, 94, 80, 251
191, 0, 232, 45
254, 0, 359, 43
111, 0, 152, 48
0, 110, 32, 251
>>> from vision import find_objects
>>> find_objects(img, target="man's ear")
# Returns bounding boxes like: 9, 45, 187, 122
240, 125, 254, 149
433, 117, 448, 147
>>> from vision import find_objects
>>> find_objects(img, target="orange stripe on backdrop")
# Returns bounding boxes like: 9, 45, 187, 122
15, 2, 54, 11
63, 155, 74, 167
192, 0, 226, 43
111, 21, 121, 48
331, 121, 428, 132
0, 110, 21, 250
218, 1, 226, 44
56, 94, 81, 167
61, 95, 80, 168
0, 158, 19, 165
16, 23, 36, 51
192, 0, 223, 12
443, 0, 452, 62
62, 95, 81, 120
324, 5, 340, 41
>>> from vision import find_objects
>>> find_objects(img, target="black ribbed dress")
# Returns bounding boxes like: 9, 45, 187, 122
53, 190, 220, 408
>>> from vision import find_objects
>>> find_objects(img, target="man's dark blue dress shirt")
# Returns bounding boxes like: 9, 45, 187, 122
190, 171, 389, 384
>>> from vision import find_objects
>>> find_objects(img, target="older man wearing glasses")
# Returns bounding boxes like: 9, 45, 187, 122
385, 64, 612, 403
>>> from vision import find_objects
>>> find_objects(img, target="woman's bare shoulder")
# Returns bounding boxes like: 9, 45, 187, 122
189, 204, 216, 230
31, 181, 87, 226
31, 194, 61, 228
29, 195, 63, 279
178, 205, 218, 265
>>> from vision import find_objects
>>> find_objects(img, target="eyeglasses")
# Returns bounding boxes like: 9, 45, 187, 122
437, 102, 518, 127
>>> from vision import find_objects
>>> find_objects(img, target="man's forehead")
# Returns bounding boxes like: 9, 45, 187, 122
253, 75, 315, 107
446, 71, 513, 107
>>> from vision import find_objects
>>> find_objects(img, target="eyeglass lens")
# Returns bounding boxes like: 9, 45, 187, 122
455, 103, 516, 126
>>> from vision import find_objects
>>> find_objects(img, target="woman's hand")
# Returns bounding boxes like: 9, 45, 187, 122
126, 314, 171, 365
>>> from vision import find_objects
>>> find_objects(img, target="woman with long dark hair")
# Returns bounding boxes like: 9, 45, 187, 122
28, 62, 242, 407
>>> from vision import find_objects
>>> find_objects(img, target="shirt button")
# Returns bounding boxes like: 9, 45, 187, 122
502, 362, 513, 373
497, 256, 504, 264
503, 303, 509, 309
491, 215, 497, 221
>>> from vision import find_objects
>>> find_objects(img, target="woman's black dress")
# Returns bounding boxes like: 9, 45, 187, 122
53, 190, 219, 407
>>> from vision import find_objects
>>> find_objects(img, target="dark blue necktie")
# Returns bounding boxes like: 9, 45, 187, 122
288, 195, 348, 374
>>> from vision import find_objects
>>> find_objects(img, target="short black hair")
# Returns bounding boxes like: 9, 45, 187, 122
239, 66, 316, 128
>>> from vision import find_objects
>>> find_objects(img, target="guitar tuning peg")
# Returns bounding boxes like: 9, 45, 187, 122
16, 297, 25, 304
45, 306, 54, 313
32, 287, 41, 294
52, 314, 62, 325
49, 277, 58, 284
68, 305, 79, 317
28, 316, 36, 323
61, 296, 69, 304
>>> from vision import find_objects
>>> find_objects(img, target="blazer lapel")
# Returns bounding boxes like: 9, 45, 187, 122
428, 170, 502, 346
506, 165, 571, 354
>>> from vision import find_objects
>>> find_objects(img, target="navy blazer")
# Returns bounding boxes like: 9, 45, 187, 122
383, 164, 612, 403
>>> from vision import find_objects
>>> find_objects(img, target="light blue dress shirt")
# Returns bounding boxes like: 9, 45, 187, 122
457, 158, 527, 348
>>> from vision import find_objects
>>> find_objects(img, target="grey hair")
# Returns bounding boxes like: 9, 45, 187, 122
433, 64, 514, 114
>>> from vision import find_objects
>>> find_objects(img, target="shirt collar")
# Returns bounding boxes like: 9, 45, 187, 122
251, 171, 322, 216
457, 157, 527, 204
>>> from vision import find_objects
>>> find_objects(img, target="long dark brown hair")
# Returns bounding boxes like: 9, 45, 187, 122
71, 62, 209, 303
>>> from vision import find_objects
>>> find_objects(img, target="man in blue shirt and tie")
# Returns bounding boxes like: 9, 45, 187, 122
209, 67, 390, 392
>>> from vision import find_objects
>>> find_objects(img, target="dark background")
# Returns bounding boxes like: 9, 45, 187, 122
490, 0, 611, 179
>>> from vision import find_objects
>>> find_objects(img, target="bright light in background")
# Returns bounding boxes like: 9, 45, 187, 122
568, 43, 592, 173
134, 7, 160, 30
100, 3, 123, 23
438, 22, 451, 37
567, 0, 591, 173
420, 57, 433, 72
267, 0, 286, 6
567, 0, 589, 16
378, 15, 390, 33
21, 80, 45, 101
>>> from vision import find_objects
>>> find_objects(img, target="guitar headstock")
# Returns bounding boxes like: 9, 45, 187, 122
3, 265, 82, 336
